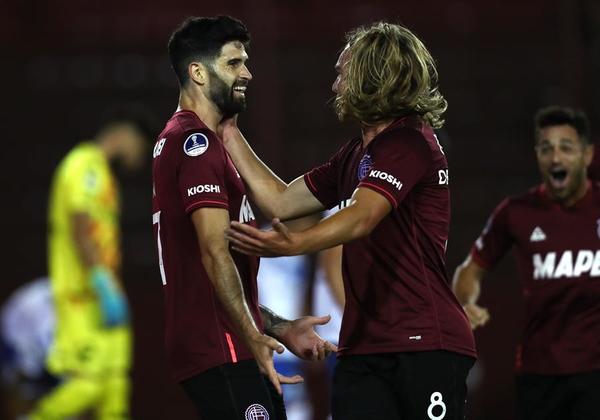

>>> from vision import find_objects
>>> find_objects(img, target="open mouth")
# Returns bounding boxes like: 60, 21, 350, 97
233, 85, 247, 96
548, 168, 568, 189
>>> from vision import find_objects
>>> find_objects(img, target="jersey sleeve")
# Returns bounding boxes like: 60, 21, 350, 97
303, 145, 347, 209
470, 198, 513, 269
177, 130, 229, 214
66, 158, 104, 213
358, 130, 431, 208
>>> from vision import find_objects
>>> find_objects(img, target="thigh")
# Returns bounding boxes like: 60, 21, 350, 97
516, 374, 568, 420
332, 355, 401, 420
397, 351, 474, 420
181, 359, 285, 420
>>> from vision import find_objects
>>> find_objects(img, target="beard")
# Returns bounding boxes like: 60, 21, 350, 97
207, 69, 246, 117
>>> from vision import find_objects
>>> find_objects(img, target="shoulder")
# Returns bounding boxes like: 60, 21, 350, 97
374, 123, 432, 157
61, 143, 102, 175
161, 113, 223, 159
495, 186, 544, 217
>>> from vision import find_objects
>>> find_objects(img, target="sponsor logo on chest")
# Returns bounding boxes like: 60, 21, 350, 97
533, 250, 600, 279
368, 170, 403, 190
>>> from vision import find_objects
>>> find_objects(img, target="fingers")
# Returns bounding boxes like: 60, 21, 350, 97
311, 314, 332, 326
265, 364, 282, 394
264, 336, 285, 354
317, 340, 326, 360
324, 340, 338, 353
278, 372, 304, 384
272, 218, 290, 239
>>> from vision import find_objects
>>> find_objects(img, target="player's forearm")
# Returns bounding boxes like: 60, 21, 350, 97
294, 205, 376, 255
72, 213, 100, 268
452, 260, 485, 305
222, 127, 288, 218
259, 305, 291, 341
201, 249, 262, 340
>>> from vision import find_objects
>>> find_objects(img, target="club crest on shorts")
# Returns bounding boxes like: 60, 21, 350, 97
183, 133, 209, 157
358, 153, 373, 181
245, 403, 269, 420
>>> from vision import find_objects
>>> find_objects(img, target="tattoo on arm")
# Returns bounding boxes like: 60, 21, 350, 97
260, 305, 290, 339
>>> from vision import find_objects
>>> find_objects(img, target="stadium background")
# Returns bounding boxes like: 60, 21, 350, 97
1, 0, 599, 418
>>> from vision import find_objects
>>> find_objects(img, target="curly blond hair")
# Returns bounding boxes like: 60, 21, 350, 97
334, 22, 447, 128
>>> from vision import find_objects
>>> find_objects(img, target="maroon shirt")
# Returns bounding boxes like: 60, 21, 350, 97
304, 115, 476, 358
152, 111, 262, 382
472, 183, 600, 374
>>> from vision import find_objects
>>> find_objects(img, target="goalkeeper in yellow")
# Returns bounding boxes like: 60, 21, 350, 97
30, 109, 151, 420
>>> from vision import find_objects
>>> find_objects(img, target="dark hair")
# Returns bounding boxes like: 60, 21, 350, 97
96, 104, 157, 141
534, 106, 591, 144
168, 15, 250, 86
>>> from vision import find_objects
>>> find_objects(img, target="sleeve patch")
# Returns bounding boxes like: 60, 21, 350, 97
183, 133, 209, 157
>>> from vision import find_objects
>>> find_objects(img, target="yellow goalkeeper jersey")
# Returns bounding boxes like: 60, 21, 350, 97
48, 142, 120, 314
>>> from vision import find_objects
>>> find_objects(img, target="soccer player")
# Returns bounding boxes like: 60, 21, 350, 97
152, 16, 335, 420
30, 108, 151, 420
452, 106, 600, 420
222, 22, 476, 420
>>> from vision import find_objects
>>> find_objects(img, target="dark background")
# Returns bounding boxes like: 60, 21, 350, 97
2, 0, 599, 418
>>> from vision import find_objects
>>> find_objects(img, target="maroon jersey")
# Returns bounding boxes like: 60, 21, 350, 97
471, 182, 600, 374
304, 115, 476, 358
151, 110, 262, 381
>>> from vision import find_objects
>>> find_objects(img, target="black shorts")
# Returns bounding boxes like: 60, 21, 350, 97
516, 369, 600, 420
332, 350, 474, 420
181, 359, 287, 420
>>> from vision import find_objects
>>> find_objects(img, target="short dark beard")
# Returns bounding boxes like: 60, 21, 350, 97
207, 68, 246, 117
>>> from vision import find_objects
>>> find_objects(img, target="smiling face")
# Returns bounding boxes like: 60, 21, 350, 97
535, 124, 593, 205
206, 41, 252, 117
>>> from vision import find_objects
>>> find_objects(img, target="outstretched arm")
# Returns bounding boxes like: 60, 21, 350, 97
227, 187, 392, 256
220, 121, 324, 220
260, 305, 338, 361
452, 255, 490, 329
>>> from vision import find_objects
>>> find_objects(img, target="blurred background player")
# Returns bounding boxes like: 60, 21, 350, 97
453, 106, 600, 420
1, 278, 56, 419
152, 15, 334, 420
29, 108, 152, 420
305, 209, 344, 420
256, 246, 312, 420
223, 22, 476, 420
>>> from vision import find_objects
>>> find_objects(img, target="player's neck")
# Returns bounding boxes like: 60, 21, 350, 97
361, 119, 393, 147
564, 179, 591, 207
178, 90, 222, 133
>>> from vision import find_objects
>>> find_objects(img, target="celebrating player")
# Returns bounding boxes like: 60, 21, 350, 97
453, 106, 600, 420
152, 16, 335, 420
30, 108, 151, 420
222, 22, 476, 420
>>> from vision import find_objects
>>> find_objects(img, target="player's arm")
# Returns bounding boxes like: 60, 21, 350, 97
191, 207, 300, 392
318, 245, 345, 307
227, 187, 391, 256
452, 255, 490, 329
72, 212, 100, 267
71, 214, 128, 327
259, 305, 337, 361
220, 121, 324, 220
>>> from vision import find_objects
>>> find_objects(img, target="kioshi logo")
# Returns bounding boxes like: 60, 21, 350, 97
245, 404, 269, 420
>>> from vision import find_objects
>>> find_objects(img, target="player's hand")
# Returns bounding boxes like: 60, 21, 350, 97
274, 315, 338, 361
463, 303, 490, 330
247, 333, 303, 394
226, 218, 301, 257
217, 115, 239, 140
91, 266, 129, 327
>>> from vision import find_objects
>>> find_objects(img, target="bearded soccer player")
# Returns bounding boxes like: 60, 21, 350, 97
222, 23, 476, 420
152, 16, 335, 420
30, 109, 150, 420
453, 106, 600, 420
